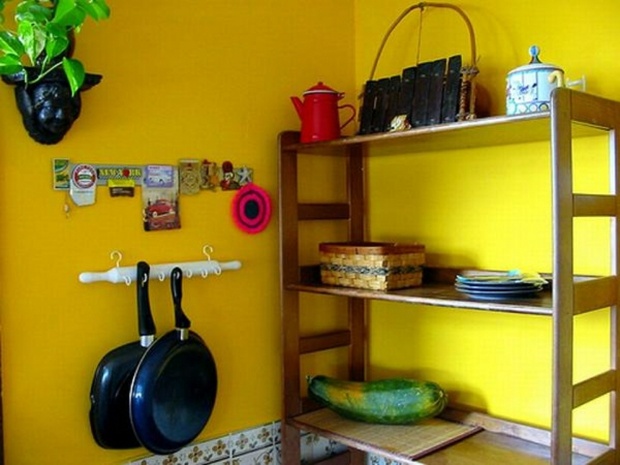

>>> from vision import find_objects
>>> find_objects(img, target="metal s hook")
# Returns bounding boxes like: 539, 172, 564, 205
124, 275, 132, 286
110, 250, 123, 268
202, 244, 214, 261
158, 272, 166, 282
201, 268, 209, 278
185, 268, 193, 278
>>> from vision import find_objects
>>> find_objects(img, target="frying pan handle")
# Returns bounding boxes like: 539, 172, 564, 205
171, 267, 191, 330
137, 261, 156, 342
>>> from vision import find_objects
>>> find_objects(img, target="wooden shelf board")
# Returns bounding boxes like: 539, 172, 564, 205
289, 281, 553, 315
418, 430, 593, 465
283, 112, 607, 155
289, 407, 609, 465
289, 407, 482, 464
289, 267, 605, 316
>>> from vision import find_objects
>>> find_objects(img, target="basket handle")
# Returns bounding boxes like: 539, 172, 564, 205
368, 2, 478, 81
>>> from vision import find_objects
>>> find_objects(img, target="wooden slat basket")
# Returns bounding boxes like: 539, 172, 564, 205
319, 242, 425, 291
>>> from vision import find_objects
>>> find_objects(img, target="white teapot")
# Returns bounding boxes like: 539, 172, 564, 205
506, 45, 584, 115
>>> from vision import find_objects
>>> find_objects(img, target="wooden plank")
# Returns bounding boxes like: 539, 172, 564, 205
565, 89, 620, 130
300, 331, 351, 354
573, 276, 617, 315
290, 408, 482, 464
573, 370, 616, 409
278, 131, 304, 465
312, 450, 366, 465
298, 203, 350, 220
420, 431, 593, 465
289, 280, 554, 316
573, 194, 617, 217
439, 408, 610, 461
584, 448, 618, 464
551, 86, 576, 465
281, 111, 605, 155
347, 145, 367, 382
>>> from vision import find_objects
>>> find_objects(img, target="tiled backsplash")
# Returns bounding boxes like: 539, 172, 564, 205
125, 420, 402, 465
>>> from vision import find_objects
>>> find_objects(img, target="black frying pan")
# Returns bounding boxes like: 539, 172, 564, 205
129, 267, 217, 455
89, 261, 156, 448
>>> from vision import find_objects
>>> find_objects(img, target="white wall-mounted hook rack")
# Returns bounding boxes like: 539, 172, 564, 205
79, 247, 242, 285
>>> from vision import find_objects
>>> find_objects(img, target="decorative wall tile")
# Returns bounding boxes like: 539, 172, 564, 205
125, 419, 400, 465
229, 423, 274, 456
231, 447, 276, 465
271, 421, 281, 446
368, 455, 409, 465
200, 435, 233, 463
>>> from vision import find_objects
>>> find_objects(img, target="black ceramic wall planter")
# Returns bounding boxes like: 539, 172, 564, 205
2, 68, 101, 145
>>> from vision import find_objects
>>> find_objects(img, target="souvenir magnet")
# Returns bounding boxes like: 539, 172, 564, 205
179, 159, 201, 195
220, 161, 240, 190
144, 165, 174, 188
200, 160, 219, 190
53, 158, 71, 190
235, 166, 253, 186
108, 179, 135, 197
70, 164, 97, 206
96, 165, 143, 186
142, 166, 181, 231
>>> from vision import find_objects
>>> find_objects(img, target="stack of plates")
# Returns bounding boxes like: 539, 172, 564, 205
455, 273, 547, 300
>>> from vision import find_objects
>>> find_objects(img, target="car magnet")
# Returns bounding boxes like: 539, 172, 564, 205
231, 183, 272, 234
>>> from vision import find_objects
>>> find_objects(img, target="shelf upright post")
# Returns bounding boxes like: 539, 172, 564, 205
346, 143, 367, 383
550, 87, 576, 465
551, 88, 620, 464
278, 131, 304, 465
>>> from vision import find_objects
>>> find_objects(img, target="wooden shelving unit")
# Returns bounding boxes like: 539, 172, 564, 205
278, 88, 620, 464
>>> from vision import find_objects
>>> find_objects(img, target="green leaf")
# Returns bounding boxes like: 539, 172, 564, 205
91, 0, 110, 19
52, 0, 86, 28
0, 31, 25, 56
17, 20, 42, 64
16, 3, 53, 24
76, 0, 110, 20
0, 54, 24, 75
44, 33, 68, 59
62, 56, 83, 95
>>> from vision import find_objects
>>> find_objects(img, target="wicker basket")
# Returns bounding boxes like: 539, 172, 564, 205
319, 242, 425, 290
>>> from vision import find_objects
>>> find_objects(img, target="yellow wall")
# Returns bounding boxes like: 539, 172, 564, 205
0, 1, 354, 464
355, 0, 620, 442
1, 1, 618, 463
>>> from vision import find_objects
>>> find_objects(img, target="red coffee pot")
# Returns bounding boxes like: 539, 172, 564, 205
291, 82, 356, 143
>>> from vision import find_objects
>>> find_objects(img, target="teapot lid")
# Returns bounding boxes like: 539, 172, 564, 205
303, 81, 339, 95
509, 45, 563, 74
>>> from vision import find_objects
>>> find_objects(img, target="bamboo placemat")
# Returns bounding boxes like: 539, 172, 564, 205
291, 408, 483, 463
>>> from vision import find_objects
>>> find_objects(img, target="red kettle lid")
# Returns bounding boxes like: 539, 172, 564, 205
303, 81, 339, 95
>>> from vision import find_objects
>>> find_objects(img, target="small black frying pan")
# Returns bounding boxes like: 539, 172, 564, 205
89, 261, 156, 448
129, 267, 217, 455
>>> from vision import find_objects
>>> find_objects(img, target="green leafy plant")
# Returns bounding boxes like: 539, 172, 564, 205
0, 0, 110, 95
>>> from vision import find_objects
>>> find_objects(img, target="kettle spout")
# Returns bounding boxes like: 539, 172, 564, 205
290, 96, 303, 119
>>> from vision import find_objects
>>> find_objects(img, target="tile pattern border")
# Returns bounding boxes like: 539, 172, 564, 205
125, 420, 403, 465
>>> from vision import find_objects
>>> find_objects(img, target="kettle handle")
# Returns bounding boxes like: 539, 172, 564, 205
339, 104, 356, 130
